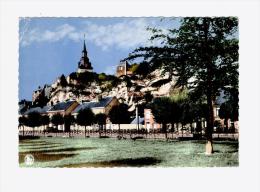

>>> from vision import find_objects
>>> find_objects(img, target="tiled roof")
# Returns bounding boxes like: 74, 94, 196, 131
23, 106, 51, 115
48, 101, 76, 112
72, 97, 114, 114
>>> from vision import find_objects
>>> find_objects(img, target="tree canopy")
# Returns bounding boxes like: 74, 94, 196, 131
124, 17, 239, 154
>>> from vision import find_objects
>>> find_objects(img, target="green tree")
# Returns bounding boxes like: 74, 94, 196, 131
125, 17, 238, 154
98, 73, 107, 81
108, 104, 130, 136
64, 114, 75, 136
95, 113, 107, 137
59, 74, 68, 87
51, 114, 64, 132
76, 108, 95, 138
41, 115, 50, 133
219, 102, 233, 132
148, 97, 173, 139
144, 92, 153, 103
27, 112, 41, 136
129, 63, 139, 73
18, 116, 27, 137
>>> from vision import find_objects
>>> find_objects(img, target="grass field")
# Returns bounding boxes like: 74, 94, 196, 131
19, 137, 238, 167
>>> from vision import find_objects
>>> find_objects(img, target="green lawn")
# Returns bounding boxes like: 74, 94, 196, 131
19, 137, 238, 167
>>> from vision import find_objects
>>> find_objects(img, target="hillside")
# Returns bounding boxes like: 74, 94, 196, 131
32, 68, 177, 112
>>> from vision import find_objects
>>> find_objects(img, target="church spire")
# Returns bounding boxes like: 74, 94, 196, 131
83, 34, 87, 53
77, 35, 93, 73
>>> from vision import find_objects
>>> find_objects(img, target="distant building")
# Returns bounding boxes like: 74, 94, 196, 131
72, 96, 119, 116
47, 100, 79, 117
116, 61, 132, 77
144, 109, 162, 131
77, 39, 93, 73
22, 106, 51, 116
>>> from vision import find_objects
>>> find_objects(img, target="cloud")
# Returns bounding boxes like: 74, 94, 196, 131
21, 24, 76, 46
20, 18, 170, 49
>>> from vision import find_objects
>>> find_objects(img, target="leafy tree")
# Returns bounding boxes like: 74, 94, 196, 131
144, 92, 153, 103
219, 102, 233, 132
76, 108, 95, 137
64, 114, 75, 135
27, 112, 41, 136
95, 113, 107, 136
59, 74, 68, 87
51, 114, 64, 131
98, 73, 107, 81
19, 116, 27, 137
129, 63, 139, 73
41, 115, 50, 133
108, 104, 130, 135
125, 17, 238, 154
148, 97, 173, 139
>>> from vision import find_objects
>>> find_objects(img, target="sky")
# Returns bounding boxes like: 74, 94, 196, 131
19, 17, 180, 101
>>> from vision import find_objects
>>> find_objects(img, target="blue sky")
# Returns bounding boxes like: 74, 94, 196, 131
19, 17, 180, 101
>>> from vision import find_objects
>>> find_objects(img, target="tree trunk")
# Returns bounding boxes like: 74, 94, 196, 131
163, 123, 167, 140
181, 124, 184, 138
118, 124, 121, 136
23, 126, 25, 137
225, 118, 228, 133
85, 126, 86, 138
203, 19, 214, 155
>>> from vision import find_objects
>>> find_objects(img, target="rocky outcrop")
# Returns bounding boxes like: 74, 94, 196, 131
33, 69, 176, 110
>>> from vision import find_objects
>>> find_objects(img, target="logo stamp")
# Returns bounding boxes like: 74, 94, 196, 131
24, 154, 34, 166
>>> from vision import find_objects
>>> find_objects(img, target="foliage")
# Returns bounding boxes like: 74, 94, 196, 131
51, 114, 64, 127
129, 63, 139, 73
95, 113, 107, 125
76, 108, 95, 126
148, 97, 173, 133
144, 92, 153, 103
98, 73, 107, 81
124, 17, 238, 152
59, 74, 68, 87
41, 115, 50, 126
108, 103, 131, 125
64, 114, 75, 125
27, 112, 42, 128
19, 116, 27, 127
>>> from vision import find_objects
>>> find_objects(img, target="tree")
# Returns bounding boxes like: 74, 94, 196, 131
27, 112, 41, 136
95, 113, 107, 137
219, 102, 233, 132
144, 92, 153, 103
76, 108, 95, 138
64, 114, 75, 136
98, 73, 107, 81
125, 17, 238, 154
108, 104, 130, 136
148, 97, 173, 139
59, 74, 68, 87
18, 116, 27, 137
51, 114, 64, 132
41, 115, 50, 133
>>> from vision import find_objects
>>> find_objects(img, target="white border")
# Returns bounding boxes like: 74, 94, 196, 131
1, 0, 260, 192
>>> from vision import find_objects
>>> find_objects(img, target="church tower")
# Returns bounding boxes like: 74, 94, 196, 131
77, 38, 93, 73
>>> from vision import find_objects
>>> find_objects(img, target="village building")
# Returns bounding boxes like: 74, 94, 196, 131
144, 109, 162, 131
72, 96, 119, 116
116, 61, 133, 77
47, 100, 79, 117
